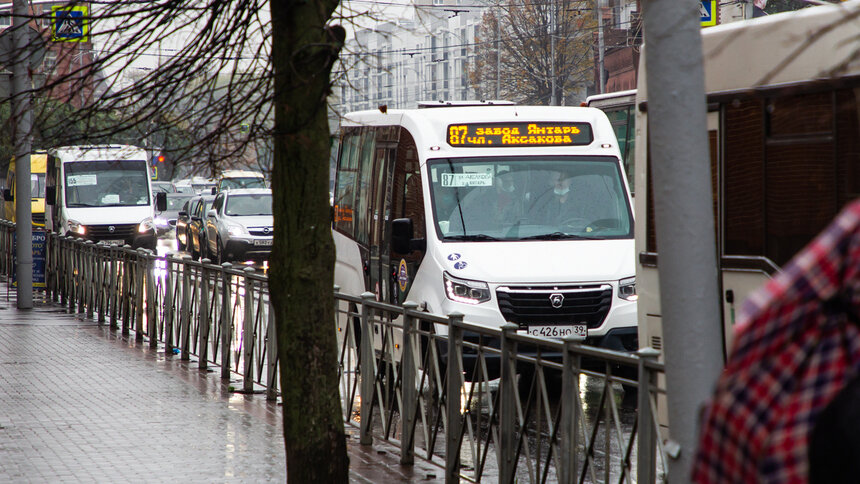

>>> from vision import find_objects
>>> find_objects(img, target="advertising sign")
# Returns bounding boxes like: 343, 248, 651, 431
12, 229, 47, 288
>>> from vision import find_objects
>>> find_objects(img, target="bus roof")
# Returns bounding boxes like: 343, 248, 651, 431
700, 1, 860, 95
585, 89, 637, 107
341, 105, 621, 158
47, 145, 148, 162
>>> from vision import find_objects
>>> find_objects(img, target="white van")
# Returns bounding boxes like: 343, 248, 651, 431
45, 145, 165, 250
332, 103, 637, 356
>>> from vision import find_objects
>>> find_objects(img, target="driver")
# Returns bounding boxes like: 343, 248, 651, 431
528, 171, 586, 226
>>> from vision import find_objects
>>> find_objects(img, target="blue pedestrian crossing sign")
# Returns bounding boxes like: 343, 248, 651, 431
51, 5, 89, 42
700, 0, 717, 27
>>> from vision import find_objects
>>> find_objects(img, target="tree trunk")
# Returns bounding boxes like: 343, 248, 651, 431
269, 1, 347, 481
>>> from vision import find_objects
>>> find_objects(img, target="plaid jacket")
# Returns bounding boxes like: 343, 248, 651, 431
692, 200, 860, 483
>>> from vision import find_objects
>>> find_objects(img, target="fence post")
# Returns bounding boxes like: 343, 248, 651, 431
163, 255, 175, 353
266, 297, 278, 401
499, 322, 518, 484
121, 245, 132, 336
134, 249, 147, 341
400, 300, 419, 466
359, 292, 375, 446
146, 252, 158, 348
198, 259, 211, 368
96, 243, 106, 323
446, 312, 466, 483
179, 255, 192, 360
108, 245, 118, 329
82, 241, 94, 318
637, 347, 661, 484
220, 262, 233, 380
560, 335, 582, 484
242, 266, 256, 393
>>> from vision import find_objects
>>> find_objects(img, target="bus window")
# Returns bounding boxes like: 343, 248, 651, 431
334, 128, 360, 234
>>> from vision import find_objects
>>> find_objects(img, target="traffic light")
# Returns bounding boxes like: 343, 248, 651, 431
157, 154, 166, 163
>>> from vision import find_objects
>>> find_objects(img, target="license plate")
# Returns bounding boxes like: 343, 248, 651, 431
102, 239, 125, 246
254, 239, 273, 246
519, 324, 587, 340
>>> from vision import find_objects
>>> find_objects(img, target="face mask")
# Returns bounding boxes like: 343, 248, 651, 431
554, 187, 570, 196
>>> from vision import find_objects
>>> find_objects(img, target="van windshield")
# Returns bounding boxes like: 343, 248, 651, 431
64, 160, 151, 207
428, 156, 632, 241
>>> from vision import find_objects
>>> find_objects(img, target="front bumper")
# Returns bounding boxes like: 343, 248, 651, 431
224, 237, 272, 262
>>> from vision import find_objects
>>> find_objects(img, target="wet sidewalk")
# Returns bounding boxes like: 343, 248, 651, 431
0, 281, 441, 483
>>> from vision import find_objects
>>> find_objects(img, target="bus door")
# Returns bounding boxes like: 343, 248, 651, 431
367, 127, 398, 304
388, 129, 425, 305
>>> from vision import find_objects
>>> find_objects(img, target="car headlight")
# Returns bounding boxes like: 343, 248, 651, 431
618, 276, 637, 301
444, 272, 491, 305
154, 216, 169, 228
138, 217, 155, 233
68, 219, 86, 235
227, 224, 246, 236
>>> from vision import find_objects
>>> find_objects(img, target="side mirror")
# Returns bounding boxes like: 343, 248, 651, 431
206, 209, 217, 218
211, 187, 217, 195
392, 218, 414, 254
178, 210, 187, 218
155, 192, 167, 212
2, 188, 11, 202
46, 186, 55, 205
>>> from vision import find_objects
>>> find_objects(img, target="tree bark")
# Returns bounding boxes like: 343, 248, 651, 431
269, 0, 347, 481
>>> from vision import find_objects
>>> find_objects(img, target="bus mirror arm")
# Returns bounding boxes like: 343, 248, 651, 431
410, 238, 426, 252
2, 188, 11, 202
45, 186, 55, 205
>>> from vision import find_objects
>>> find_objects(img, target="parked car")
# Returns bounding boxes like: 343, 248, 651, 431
204, 188, 273, 263
175, 197, 194, 251
185, 194, 216, 260
154, 192, 194, 237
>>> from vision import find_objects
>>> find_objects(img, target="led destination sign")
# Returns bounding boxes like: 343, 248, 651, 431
447, 122, 593, 147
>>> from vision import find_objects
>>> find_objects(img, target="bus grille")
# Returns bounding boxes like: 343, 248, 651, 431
496, 284, 612, 329
87, 224, 137, 242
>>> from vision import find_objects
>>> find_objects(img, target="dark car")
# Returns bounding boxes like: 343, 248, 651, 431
175, 197, 194, 251
154, 192, 194, 237
187, 194, 216, 260
204, 188, 273, 264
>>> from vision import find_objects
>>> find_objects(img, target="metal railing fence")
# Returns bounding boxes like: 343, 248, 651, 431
0, 226, 669, 483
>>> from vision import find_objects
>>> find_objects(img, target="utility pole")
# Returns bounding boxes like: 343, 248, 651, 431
641, 0, 723, 480
12, 0, 33, 308
550, 0, 556, 105
495, 11, 501, 99
596, 0, 605, 94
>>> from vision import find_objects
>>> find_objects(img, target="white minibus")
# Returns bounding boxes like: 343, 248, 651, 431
45, 145, 165, 250
332, 103, 637, 366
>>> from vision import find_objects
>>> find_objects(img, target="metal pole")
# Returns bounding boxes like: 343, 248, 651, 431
495, 12, 501, 99
640, 0, 724, 479
596, 0, 605, 94
446, 312, 465, 483
400, 300, 419, 465
12, 0, 32, 308
550, 0, 556, 106
359, 292, 375, 446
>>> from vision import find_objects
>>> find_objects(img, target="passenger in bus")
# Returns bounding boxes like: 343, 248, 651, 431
528, 171, 619, 230
447, 171, 521, 234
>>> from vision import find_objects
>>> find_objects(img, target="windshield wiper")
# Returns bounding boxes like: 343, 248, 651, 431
519, 232, 595, 240
444, 234, 500, 241
66, 203, 100, 207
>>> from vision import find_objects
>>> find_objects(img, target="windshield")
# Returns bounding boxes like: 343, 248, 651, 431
225, 193, 272, 216
30, 173, 46, 198
64, 160, 150, 207
221, 177, 266, 190
429, 156, 632, 241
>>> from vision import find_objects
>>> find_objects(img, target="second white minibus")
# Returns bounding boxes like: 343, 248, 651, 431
333, 102, 637, 363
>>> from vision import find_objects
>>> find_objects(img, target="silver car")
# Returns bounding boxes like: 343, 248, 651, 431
204, 188, 273, 264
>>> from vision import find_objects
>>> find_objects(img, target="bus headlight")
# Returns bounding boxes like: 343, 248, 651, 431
68, 220, 86, 236
444, 272, 491, 305
618, 276, 637, 301
138, 217, 155, 233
